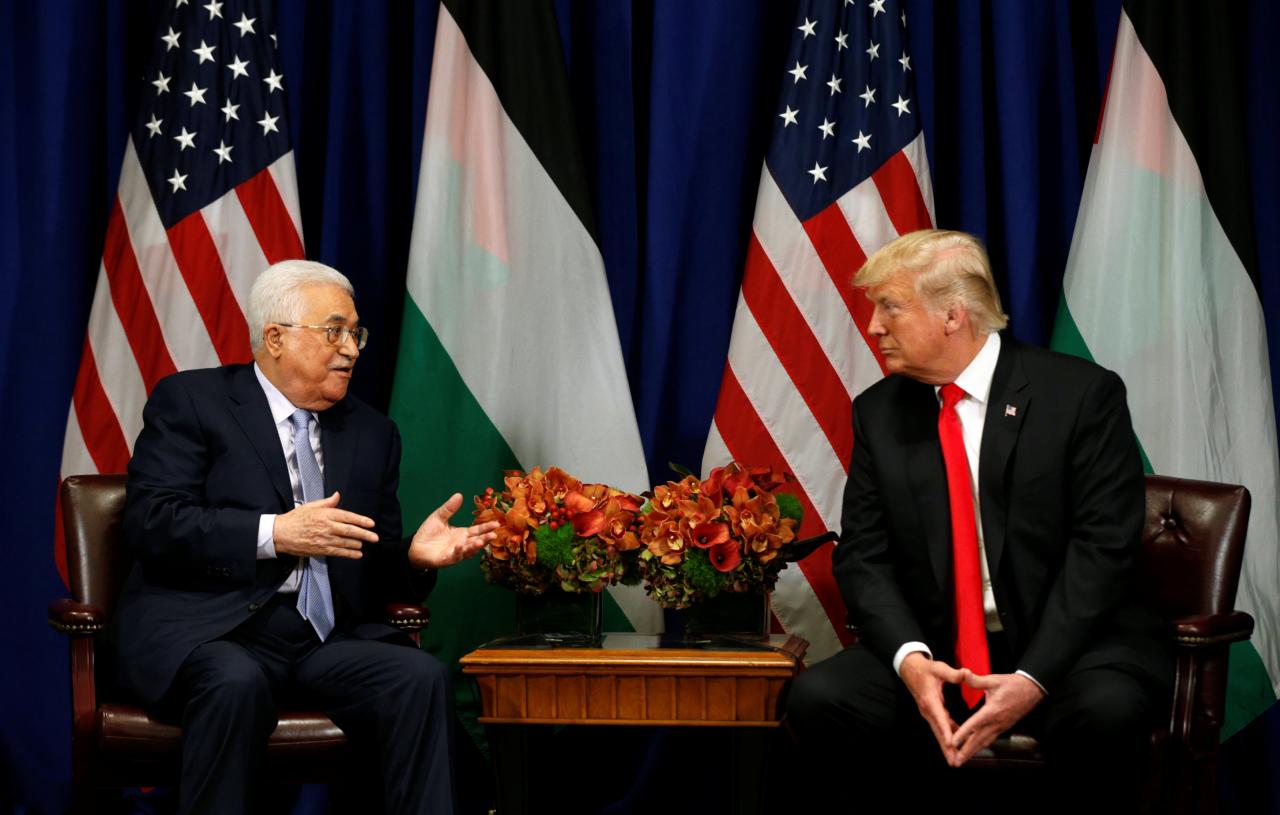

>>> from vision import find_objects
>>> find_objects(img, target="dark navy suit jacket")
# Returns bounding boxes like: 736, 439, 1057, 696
833, 338, 1169, 692
113, 363, 432, 705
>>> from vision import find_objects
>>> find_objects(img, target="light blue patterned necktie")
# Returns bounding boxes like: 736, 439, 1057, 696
289, 409, 335, 641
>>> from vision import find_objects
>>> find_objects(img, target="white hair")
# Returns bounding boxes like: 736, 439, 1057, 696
247, 260, 355, 353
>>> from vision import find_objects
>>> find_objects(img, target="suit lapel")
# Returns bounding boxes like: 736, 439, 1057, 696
979, 338, 1029, 581
227, 366, 294, 510
900, 379, 952, 594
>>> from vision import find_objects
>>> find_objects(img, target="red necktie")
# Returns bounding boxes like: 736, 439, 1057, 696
938, 383, 990, 707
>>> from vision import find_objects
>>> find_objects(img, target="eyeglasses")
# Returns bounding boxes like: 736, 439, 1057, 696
277, 323, 368, 350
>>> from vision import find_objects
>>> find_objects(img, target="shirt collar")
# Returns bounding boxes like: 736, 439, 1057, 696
935, 332, 1001, 406
253, 362, 315, 427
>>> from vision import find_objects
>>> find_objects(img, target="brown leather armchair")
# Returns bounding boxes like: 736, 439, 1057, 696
966, 474, 1254, 813
47, 474, 433, 812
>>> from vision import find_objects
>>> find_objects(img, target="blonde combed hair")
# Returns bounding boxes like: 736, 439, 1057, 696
854, 229, 1009, 334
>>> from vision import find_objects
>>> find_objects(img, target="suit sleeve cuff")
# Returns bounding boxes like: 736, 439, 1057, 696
257, 514, 277, 559
893, 641, 932, 675
1015, 669, 1047, 695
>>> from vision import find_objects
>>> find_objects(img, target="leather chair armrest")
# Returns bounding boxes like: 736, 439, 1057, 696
1171, 610, 1254, 647
48, 599, 106, 635
385, 602, 431, 633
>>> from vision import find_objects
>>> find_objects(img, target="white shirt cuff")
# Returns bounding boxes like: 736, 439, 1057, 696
257, 514, 277, 559
892, 641, 932, 675
1016, 669, 1046, 695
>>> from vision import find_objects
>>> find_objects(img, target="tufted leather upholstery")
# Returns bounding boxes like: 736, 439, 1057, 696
48, 474, 432, 810
966, 474, 1253, 813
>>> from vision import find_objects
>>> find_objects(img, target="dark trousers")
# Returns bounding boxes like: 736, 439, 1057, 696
159, 594, 454, 815
783, 639, 1167, 813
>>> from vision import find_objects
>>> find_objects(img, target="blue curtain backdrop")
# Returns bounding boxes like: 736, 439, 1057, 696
3, 1, 1278, 812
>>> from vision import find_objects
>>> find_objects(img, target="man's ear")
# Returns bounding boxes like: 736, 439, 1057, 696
263, 325, 285, 359
943, 304, 969, 336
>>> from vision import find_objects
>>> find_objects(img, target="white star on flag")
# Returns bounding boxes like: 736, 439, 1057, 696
193, 40, 216, 64
899, 52, 912, 72
161, 27, 181, 51
827, 74, 843, 95
870, 0, 887, 16
263, 69, 284, 93
788, 61, 808, 83
835, 31, 848, 50
798, 18, 817, 38
203, 0, 223, 19
173, 126, 196, 151
818, 118, 835, 139
807, 162, 828, 183
258, 111, 280, 135
234, 13, 256, 36
221, 99, 240, 121
852, 130, 872, 152
227, 55, 250, 79
892, 94, 911, 116
213, 140, 234, 164
867, 41, 880, 61
152, 72, 171, 95
860, 85, 876, 107
145, 114, 163, 138
779, 106, 799, 127
167, 169, 188, 192
183, 82, 207, 106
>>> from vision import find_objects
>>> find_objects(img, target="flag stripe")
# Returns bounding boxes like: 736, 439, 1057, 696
753, 170, 862, 398
202, 183, 274, 318
84, 265, 148, 453
713, 364, 852, 647
235, 166, 305, 265
267, 153, 305, 244
740, 235, 852, 469
901, 132, 937, 226
118, 141, 219, 372
870, 151, 934, 237
166, 213, 253, 365
801, 203, 889, 374
71, 341, 132, 473
723, 297, 846, 530
102, 200, 178, 393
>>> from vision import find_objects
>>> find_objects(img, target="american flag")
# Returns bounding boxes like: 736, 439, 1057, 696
703, 0, 934, 662
57, 0, 304, 582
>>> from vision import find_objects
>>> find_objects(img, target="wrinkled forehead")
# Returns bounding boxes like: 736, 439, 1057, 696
299, 283, 358, 323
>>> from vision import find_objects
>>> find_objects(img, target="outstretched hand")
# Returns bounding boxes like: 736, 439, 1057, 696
408, 493, 500, 570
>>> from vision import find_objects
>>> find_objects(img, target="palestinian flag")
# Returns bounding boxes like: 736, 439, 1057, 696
1052, 0, 1279, 738
388, 0, 661, 686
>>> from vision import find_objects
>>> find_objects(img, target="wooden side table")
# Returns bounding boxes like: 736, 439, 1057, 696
460, 633, 807, 813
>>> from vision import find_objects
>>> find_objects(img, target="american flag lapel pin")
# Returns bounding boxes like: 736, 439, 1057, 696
1004, 404, 1018, 417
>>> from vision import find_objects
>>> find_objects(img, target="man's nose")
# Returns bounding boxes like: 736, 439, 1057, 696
867, 308, 887, 336
338, 332, 360, 358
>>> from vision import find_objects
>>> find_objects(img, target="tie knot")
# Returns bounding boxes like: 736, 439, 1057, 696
289, 409, 311, 434
940, 383, 966, 411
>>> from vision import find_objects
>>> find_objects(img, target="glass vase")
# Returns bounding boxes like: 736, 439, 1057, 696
513, 589, 604, 645
684, 590, 771, 639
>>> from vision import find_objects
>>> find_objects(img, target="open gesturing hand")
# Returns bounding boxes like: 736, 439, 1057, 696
408, 492, 500, 570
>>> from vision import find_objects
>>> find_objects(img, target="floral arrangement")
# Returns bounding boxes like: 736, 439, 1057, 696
473, 467, 645, 595
636, 462, 803, 609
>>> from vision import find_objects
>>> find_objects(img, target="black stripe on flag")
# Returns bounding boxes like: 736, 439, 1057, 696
1123, 0, 1260, 287
442, 0, 598, 243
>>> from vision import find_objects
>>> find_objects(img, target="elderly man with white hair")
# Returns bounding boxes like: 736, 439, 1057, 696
113, 259, 498, 814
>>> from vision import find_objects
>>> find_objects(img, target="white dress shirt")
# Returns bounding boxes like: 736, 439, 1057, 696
253, 362, 323, 594
889, 334, 1045, 692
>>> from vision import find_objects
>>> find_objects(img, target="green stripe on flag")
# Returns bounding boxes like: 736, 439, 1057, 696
1051, 295, 1155, 475
1224, 641, 1279, 740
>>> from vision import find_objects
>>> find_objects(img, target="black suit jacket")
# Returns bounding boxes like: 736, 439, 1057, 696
833, 338, 1168, 692
113, 364, 432, 705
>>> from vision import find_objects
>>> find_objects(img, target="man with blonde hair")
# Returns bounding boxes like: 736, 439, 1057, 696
114, 259, 499, 814
785, 230, 1170, 809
